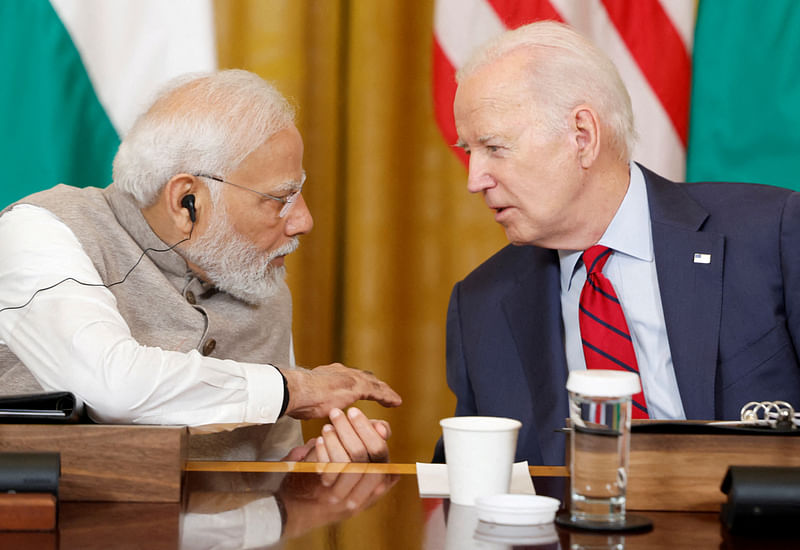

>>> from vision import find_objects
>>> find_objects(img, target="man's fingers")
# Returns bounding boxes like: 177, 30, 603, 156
319, 408, 391, 463
315, 438, 343, 487
328, 408, 370, 462
321, 421, 352, 462
340, 471, 386, 509
345, 408, 389, 462
348, 366, 402, 407
359, 374, 402, 407
327, 472, 365, 508
314, 435, 330, 463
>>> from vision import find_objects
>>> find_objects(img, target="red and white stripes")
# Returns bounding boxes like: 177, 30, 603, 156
433, 0, 695, 180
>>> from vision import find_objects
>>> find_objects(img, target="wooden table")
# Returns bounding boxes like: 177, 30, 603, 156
2, 461, 793, 549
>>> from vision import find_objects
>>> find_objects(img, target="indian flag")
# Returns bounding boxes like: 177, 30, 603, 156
0, 0, 217, 208
689, 0, 800, 190
433, 0, 800, 192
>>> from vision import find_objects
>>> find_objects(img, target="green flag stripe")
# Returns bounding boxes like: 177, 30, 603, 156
688, 0, 800, 191
0, 0, 119, 208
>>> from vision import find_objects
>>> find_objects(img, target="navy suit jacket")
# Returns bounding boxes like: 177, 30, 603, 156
437, 165, 800, 465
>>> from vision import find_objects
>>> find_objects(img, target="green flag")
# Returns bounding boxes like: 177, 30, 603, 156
0, 0, 216, 209
0, 0, 118, 207
689, 0, 800, 190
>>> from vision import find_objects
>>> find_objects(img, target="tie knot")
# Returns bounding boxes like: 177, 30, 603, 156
582, 245, 612, 275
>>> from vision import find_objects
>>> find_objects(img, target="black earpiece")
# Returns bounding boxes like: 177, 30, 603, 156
181, 194, 196, 223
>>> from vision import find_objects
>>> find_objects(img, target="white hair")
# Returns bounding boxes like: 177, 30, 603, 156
113, 69, 295, 206
457, 21, 636, 161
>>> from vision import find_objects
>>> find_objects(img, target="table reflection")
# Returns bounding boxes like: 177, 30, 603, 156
441, 502, 560, 549
182, 469, 399, 549
10, 467, 799, 549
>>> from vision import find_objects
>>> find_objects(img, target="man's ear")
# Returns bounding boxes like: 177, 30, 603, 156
571, 105, 601, 169
163, 174, 200, 234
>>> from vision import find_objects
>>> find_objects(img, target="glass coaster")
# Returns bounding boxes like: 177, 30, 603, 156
555, 510, 653, 532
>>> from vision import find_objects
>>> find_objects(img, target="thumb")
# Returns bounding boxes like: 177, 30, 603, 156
370, 419, 392, 440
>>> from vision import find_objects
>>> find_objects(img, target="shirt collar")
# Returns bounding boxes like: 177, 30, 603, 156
558, 162, 653, 290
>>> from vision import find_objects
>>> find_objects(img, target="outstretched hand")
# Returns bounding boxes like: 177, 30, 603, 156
280, 363, 402, 420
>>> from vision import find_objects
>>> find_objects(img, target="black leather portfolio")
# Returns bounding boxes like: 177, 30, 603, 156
0, 391, 79, 423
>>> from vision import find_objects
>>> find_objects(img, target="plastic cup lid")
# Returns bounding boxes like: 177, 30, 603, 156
566, 370, 641, 397
476, 494, 560, 512
475, 494, 561, 526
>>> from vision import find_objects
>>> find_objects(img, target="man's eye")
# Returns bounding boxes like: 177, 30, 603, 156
486, 145, 500, 153
273, 190, 296, 200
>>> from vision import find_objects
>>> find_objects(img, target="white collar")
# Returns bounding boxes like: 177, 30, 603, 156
558, 163, 652, 290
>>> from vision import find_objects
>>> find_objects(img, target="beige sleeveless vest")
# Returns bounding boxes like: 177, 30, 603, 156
0, 184, 302, 459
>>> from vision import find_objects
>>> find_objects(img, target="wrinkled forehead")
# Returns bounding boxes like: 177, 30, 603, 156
454, 67, 536, 139
456, 51, 535, 110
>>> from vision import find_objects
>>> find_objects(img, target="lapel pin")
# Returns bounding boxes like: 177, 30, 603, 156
693, 253, 711, 264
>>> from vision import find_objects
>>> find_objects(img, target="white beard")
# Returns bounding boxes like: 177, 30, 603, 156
181, 208, 298, 305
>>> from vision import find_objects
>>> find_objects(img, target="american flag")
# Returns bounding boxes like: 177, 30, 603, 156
433, 0, 695, 181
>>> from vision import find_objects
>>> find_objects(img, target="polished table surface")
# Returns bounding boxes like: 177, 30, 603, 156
5, 462, 799, 549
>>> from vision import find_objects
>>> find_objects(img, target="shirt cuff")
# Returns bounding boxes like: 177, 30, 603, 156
244, 363, 287, 423
243, 496, 283, 548
276, 368, 289, 417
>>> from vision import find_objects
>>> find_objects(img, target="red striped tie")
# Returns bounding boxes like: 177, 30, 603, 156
579, 245, 649, 419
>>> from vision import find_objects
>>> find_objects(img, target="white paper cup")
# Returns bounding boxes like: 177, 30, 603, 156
440, 416, 522, 505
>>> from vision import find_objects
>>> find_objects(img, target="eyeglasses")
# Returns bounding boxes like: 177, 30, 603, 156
194, 172, 305, 218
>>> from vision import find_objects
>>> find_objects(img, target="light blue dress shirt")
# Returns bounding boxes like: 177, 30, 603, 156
558, 163, 686, 419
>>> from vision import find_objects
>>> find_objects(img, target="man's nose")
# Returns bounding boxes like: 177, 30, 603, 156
285, 193, 313, 235
466, 155, 494, 194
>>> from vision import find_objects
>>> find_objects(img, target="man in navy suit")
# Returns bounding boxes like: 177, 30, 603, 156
437, 21, 800, 465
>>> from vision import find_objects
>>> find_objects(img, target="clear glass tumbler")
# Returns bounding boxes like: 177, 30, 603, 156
566, 370, 641, 524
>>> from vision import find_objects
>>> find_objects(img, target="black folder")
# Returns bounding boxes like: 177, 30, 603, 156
632, 420, 800, 436
0, 392, 79, 423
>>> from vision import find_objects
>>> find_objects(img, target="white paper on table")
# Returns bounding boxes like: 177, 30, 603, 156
415, 461, 535, 498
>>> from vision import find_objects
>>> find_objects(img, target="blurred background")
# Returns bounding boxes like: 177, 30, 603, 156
2, 0, 800, 468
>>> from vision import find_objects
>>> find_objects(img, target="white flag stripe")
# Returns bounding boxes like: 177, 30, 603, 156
51, 0, 217, 137
551, 0, 686, 180
659, 0, 696, 52
433, 0, 505, 69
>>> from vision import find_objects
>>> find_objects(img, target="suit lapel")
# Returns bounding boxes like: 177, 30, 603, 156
643, 166, 724, 419
501, 248, 570, 464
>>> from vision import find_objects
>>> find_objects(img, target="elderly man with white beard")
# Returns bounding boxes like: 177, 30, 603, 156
0, 70, 401, 462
